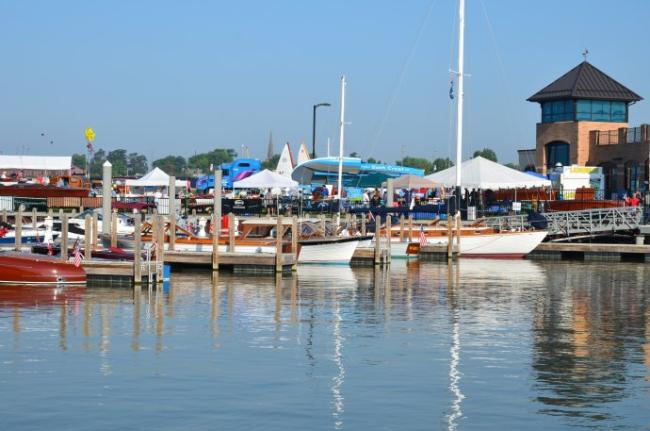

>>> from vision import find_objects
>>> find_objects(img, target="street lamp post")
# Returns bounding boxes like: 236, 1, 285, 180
312, 102, 331, 158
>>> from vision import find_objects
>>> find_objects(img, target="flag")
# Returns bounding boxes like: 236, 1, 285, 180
449, 79, 454, 99
367, 210, 375, 222
47, 241, 53, 256
419, 225, 427, 248
73, 239, 82, 267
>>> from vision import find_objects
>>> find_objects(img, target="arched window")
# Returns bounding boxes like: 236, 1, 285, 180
546, 142, 570, 170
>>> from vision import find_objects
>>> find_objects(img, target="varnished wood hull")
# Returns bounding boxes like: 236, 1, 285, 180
0, 252, 86, 284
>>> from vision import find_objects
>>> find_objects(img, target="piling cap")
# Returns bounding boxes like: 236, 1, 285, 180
103, 160, 112, 167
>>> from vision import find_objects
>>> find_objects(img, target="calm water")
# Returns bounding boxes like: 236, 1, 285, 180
1, 260, 649, 430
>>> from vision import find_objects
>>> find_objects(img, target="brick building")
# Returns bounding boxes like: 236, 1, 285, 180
527, 61, 649, 197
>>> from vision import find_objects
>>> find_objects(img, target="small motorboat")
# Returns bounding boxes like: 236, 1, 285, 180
0, 252, 86, 285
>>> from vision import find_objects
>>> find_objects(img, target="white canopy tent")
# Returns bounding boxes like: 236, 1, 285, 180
0, 155, 71, 176
425, 157, 551, 189
233, 169, 299, 189
125, 167, 187, 188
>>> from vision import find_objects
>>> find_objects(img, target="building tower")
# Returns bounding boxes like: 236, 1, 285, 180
528, 61, 643, 181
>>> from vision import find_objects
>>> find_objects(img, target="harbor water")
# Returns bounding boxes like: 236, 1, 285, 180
1, 260, 649, 430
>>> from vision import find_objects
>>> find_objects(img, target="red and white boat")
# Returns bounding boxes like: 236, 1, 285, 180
0, 252, 86, 285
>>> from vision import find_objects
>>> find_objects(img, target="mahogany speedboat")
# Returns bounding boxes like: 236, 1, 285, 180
0, 252, 86, 284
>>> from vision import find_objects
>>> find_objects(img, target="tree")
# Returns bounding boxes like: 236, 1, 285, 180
397, 156, 434, 175
262, 154, 280, 170
473, 148, 497, 162
153, 155, 187, 176
89, 149, 106, 178
107, 149, 128, 177
366, 157, 381, 164
72, 153, 87, 170
432, 157, 454, 172
127, 153, 148, 176
187, 148, 237, 175
349, 151, 359, 158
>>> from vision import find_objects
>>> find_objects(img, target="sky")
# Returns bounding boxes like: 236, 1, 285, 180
1, 0, 649, 165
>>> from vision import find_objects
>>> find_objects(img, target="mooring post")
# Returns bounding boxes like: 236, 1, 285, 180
408, 214, 413, 242
102, 161, 112, 236
361, 214, 366, 236
227, 213, 235, 252
276, 215, 283, 273
399, 214, 405, 242
447, 218, 453, 259
15, 206, 22, 251
61, 213, 69, 261
156, 214, 164, 283
385, 214, 392, 263
320, 214, 326, 237
32, 208, 37, 232
1, 209, 6, 223
84, 215, 91, 261
374, 217, 381, 265
111, 211, 118, 248
212, 169, 222, 271
92, 213, 98, 250
291, 216, 298, 271
134, 213, 142, 284
168, 175, 176, 251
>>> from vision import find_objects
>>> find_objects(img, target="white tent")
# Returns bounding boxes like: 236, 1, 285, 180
425, 156, 551, 189
125, 167, 187, 188
233, 169, 298, 189
0, 155, 71, 175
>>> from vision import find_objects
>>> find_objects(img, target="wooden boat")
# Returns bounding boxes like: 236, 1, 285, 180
0, 252, 86, 284
31, 243, 138, 261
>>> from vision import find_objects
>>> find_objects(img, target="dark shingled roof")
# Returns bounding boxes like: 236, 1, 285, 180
528, 61, 642, 103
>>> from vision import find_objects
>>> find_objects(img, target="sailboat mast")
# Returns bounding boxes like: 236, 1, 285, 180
337, 75, 346, 203
455, 0, 465, 207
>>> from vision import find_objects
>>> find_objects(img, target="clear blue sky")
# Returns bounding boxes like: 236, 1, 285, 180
1, 0, 649, 165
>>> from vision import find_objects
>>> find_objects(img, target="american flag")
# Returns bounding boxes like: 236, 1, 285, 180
419, 225, 427, 248
47, 241, 53, 256
367, 210, 375, 221
73, 239, 82, 267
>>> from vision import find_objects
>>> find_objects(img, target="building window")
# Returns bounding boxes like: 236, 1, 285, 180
541, 100, 574, 123
574, 99, 627, 122
546, 142, 570, 169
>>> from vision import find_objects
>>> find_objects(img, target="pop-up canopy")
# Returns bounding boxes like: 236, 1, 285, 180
425, 157, 551, 189
233, 169, 298, 189
125, 167, 187, 188
386, 174, 436, 189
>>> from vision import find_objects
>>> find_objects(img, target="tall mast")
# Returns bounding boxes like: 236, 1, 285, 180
337, 75, 346, 203
455, 0, 465, 206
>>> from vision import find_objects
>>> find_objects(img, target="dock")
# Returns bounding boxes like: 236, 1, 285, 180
527, 242, 650, 262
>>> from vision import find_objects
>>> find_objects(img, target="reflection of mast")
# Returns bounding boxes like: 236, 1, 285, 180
331, 293, 345, 430
446, 262, 464, 431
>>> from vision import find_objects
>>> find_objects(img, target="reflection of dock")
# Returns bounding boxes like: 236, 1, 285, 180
418, 242, 650, 262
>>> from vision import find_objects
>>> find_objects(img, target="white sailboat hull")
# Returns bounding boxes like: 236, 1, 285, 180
376, 230, 547, 258
298, 237, 361, 264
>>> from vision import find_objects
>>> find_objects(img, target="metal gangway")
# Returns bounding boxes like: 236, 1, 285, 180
485, 206, 643, 239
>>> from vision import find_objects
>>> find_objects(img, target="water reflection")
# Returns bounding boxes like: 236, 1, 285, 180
0, 261, 649, 430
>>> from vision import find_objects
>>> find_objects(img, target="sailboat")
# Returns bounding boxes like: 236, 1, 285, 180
401, 0, 547, 258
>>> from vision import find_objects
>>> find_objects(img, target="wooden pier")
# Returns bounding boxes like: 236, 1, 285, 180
527, 242, 650, 262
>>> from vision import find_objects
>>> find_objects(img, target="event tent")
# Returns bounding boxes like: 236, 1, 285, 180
424, 157, 551, 189
387, 174, 436, 189
233, 169, 298, 189
125, 167, 187, 188
0, 155, 71, 176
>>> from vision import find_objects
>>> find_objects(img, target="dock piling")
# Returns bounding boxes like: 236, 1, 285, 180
228, 213, 235, 252
276, 215, 283, 273
168, 175, 176, 251
291, 216, 298, 271
15, 206, 22, 251
84, 215, 91, 261
61, 214, 69, 261
374, 218, 381, 265
110, 211, 118, 248
134, 213, 142, 284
